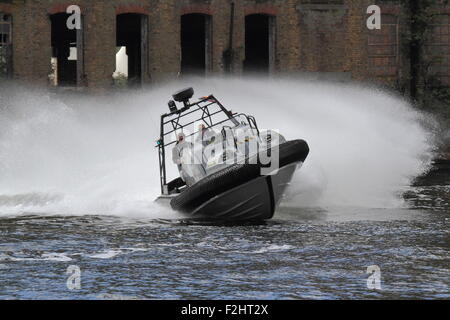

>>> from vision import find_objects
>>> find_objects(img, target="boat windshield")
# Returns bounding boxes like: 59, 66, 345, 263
175, 115, 261, 186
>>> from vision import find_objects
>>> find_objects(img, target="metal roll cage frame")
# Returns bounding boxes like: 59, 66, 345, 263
156, 95, 260, 194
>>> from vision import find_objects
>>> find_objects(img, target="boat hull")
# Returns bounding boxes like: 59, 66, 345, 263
156, 162, 300, 221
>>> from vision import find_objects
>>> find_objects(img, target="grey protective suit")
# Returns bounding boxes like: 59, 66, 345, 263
196, 128, 215, 146
172, 140, 193, 169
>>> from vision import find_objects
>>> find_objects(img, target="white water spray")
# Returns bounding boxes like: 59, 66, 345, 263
0, 78, 435, 217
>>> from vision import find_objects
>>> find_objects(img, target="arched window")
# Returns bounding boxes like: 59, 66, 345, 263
180, 13, 212, 76
49, 12, 85, 87
0, 12, 12, 78
244, 14, 276, 75
115, 13, 149, 87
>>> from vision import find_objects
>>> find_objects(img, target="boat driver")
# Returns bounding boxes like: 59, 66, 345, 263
172, 132, 193, 171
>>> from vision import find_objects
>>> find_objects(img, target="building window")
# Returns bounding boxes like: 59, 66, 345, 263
425, 14, 450, 87
368, 14, 399, 83
180, 13, 212, 77
244, 14, 276, 75
0, 13, 12, 78
50, 13, 85, 87
114, 13, 148, 87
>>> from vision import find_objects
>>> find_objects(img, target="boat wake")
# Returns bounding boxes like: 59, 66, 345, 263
0, 78, 435, 218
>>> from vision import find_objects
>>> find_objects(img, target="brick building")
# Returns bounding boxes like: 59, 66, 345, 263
0, 0, 449, 91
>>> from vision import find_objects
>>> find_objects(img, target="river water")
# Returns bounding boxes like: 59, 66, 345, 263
0, 79, 448, 299
0, 161, 448, 300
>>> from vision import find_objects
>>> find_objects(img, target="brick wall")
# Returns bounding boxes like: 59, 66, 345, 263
426, 13, 450, 87
0, 0, 449, 90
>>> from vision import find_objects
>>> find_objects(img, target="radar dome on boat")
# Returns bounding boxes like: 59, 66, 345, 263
173, 87, 194, 103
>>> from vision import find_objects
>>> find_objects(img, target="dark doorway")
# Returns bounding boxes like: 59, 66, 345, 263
50, 13, 84, 86
116, 13, 148, 87
244, 14, 275, 74
0, 13, 12, 79
180, 14, 212, 76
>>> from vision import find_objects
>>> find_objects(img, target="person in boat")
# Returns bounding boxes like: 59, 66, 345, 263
172, 132, 206, 186
172, 132, 193, 171
196, 124, 215, 147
